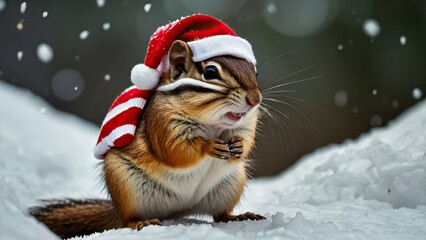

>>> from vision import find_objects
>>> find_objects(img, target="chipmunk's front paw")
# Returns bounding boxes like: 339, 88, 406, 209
206, 136, 245, 161
206, 139, 231, 160
228, 136, 244, 160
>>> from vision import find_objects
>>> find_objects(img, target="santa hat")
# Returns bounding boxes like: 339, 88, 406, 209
94, 14, 256, 159
131, 14, 256, 90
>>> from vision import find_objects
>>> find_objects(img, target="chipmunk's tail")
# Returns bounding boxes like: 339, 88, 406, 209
28, 199, 122, 239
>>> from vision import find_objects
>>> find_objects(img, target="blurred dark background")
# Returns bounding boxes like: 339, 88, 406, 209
0, 0, 425, 177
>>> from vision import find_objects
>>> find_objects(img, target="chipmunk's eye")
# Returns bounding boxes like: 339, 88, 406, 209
203, 65, 220, 80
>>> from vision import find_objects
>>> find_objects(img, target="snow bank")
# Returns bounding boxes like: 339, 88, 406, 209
250, 114, 426, 208
0, 80, 425, 240
0, 81, 102, 240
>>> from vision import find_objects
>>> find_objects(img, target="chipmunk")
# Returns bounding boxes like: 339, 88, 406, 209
29, 41, 264, 238
29, 14, 265, 239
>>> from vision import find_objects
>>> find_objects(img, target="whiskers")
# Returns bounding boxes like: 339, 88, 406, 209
263, 70, 322, 92
258, 58, 326, 156
257, 50, 297, 71
209, 101, 233, 120
258, 103, 297, 156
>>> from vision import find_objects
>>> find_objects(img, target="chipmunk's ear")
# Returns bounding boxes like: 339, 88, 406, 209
169, 40, 192, 80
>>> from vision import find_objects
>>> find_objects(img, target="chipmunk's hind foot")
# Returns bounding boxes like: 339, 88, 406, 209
214, 212, 266, 223
127, 219, 162, 230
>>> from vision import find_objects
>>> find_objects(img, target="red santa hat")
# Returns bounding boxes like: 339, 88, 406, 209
94, 14, 256, 159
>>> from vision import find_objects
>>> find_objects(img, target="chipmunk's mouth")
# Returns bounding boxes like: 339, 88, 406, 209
215, 108, 256, 129
225, 111, 247, 121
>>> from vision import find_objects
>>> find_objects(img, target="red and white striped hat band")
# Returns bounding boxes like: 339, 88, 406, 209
94, 86, 147, 159
94, 14, 256, 159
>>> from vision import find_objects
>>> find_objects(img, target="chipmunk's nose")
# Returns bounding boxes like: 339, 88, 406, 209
246, 90, 261, 107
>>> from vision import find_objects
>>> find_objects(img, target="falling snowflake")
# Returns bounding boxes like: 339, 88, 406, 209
20, 2, 27, 14
96, 0, 105, 8
412, 88, 423, 100
16, 21, 24, 31
334, 90, 348, 107
17, 51, 23, 61
266, 3, 277, 14
400, 36, 407, 45
352, 107, 359, 114
363, 19, 380, 38
102, 22, 111, 31
392, 100, 399, 108
370, 114, 382, 127
0, 0, 6, 12
79, 30, 89, 40
144, 3, 152, 12
104, 74, 111, 81
37, 43, 54, 63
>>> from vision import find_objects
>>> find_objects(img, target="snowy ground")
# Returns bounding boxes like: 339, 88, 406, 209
0, 80, 425, 240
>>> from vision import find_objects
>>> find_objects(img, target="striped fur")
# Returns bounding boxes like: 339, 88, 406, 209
30, 40, 264, 238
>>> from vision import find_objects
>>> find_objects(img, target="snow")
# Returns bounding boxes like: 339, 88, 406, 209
363, 19, 380, 38
334, 89, 348, 107
266, 3, 277, 14
104, 74, 111, 81
400, 35, 407, 45
392, 100, 399, 108
0, 80, 425, 240
102, 22, 110, 31
144, 3, 152, 13
96, 0, 105, 8
79, 30, 90, 40
412, 88, 422, 100
17, 51, 23, 61
0, 0, 6, 12
370, 114, 382, 126
36, 43, 54, 63
263, 0, 331, 37
16, 21, 24, 31
42, 11, 48, 18
20, 2, 27, 14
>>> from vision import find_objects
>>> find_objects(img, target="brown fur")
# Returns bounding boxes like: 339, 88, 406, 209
29, 200, 122, 239
29, 40, 264, 238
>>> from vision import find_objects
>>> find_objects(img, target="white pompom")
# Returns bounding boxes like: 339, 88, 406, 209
130, 64, 160, 90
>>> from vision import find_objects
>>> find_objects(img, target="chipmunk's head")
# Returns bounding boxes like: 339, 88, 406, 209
157, 40, 262, 129
94, 14, 261, 159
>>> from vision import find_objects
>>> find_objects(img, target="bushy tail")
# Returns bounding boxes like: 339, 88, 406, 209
28, 199, 123, 239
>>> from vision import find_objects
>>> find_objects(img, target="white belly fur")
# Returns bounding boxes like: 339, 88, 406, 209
128, 157, 246, 220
